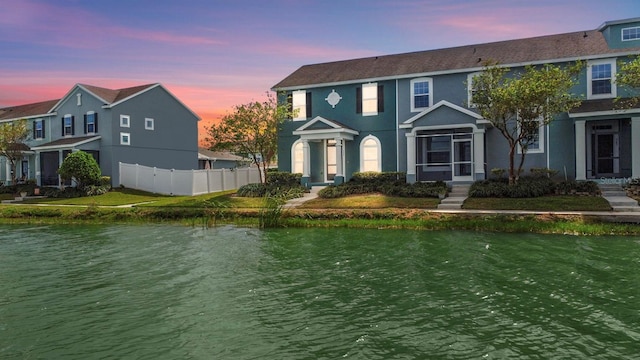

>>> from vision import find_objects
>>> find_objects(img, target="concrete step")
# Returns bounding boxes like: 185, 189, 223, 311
613, 206, 640, 212
601, 191, 627, 197
440, 198, 465, 205
606, 197, 639, 207
437, 203, 463, 210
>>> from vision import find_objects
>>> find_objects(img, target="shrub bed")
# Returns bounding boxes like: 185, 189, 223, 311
469, 176, 599, 198
318, 172, 447, 199
236, 171, 307, 199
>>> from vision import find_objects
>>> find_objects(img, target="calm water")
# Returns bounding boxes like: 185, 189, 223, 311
1, 225, 640, 359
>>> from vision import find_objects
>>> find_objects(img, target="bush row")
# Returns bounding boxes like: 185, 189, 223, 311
318, 172, 447, 199
237, 171, 307, 199
469, 176, 599, 198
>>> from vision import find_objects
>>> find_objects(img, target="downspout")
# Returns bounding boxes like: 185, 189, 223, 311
396, 79, 399, 173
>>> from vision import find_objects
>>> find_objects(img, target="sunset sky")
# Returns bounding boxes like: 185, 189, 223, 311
1, 0, 638, 145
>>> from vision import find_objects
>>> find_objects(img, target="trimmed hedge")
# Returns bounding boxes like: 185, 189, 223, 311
237, 172, 306, 199
318, 172, 446, 199
469, 176, 599, 198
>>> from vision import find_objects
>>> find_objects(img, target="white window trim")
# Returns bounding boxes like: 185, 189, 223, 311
410, 77, 433, 112
63, 114, 73, 136
120, 132, 131, 145
517, 118, 544, 154
86, 111, 96, 134
145, 118, 154, 130
362, 82, 378, 116
291, 140, 303, 174
120, 114, 130, 128
360, 135, 382, 172
292, 90, 307, 121
466, 73, 480, 108
34, 118, 44, 139
622, 26, 640, 41
587, 59, 616, 100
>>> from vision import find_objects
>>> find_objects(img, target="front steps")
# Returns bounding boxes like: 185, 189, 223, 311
437, 184, 470, 210
599, 184, 640, 212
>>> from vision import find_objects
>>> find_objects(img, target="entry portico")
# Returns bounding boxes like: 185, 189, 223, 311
292, 116, 359, 186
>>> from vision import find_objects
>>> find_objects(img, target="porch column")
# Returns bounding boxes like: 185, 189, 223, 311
334, 138, 344, 185
473, 130, 485, 180
406, 132, 416, 183
575, 120, 586, 180
301, 140, 310, 187
35, 152, 41, 186
632, 117, 640, 178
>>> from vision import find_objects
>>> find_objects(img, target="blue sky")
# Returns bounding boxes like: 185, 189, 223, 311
0, 0, 638, 142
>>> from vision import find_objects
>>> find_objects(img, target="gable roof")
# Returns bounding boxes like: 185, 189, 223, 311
273, 24, 640, 90
51, 83, 158, 111
198, 148, 249, 162
0, 99, 59, 121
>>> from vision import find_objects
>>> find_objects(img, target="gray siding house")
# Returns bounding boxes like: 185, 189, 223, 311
273, 18, 640, 186
0, 83, 200, 186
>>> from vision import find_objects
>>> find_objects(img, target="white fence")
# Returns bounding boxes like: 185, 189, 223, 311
119, 162, 261, 196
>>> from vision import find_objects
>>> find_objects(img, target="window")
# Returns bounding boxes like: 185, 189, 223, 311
360, 135, 381, 172
62, 115, 74, 136
33, 119, 45, 139
291, 91, 311, 121
467, 73, 480, 108
588, 60, 616, 99
120, 115, 130, 128
120, 132, 130, 145
411, 78, 433, 111
518, 117, 544, 154
356, 83, 384, 116
292, 141, 303, 174
84, 112, 98, 134
622, 26, 640, 41
145, 118, 154, 130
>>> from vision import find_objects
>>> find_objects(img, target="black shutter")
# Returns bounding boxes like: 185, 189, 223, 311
42, 120, 45, 138
71, 116, 75, 135
61, 117, 64, 136
94, 113, 98, 133
33, 121, 36, 139
378, 85, 384, 113
84, 114, 87, 134
356, 87, 362, 114
306, 92, 312, 118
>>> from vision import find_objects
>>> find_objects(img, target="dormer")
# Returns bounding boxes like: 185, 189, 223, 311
598, 17, 640, 49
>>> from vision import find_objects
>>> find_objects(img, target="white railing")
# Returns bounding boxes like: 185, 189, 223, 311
119, 162, 261, 196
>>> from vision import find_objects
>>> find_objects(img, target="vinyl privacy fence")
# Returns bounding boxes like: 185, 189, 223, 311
119, 162, 261, 196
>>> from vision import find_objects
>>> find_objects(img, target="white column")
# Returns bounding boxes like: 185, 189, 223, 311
335, 138, 343, 178
406, 132, 416, 178
302, 140, 310, 178
575, 120, 586, 180
632, 117, 640, 178
473, 130, 485, 178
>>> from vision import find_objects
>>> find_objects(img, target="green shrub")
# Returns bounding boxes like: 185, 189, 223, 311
530, 167, 559, 178
266, 171, 301, 187
317, 173, 445, 199
58, 151, 101, 188
469, 176, 555, 198
555, 180, 600, 195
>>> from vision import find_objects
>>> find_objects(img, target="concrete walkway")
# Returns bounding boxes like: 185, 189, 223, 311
283, 186, 323, 208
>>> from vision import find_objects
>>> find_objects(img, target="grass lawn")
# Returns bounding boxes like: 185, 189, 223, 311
299, 194, 441, 209
21, 188, 167, 206
463, 195, 612, 211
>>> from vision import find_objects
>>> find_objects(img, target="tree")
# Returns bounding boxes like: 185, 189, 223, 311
616, 55, 640, 108
58, 150, 101, 188
0, 119, 30, 185
471, 61, 583, 184
205, 92, 292, 183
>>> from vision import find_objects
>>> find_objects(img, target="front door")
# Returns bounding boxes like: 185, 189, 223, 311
452, 136, 473, 181
325, 139, 336, 182
594, 133, 619, 177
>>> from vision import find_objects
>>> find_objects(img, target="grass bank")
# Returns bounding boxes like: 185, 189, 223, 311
3, 188, 639, 235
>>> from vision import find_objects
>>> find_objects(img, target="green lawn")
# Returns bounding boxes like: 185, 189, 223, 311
299, 194, 441, 209
463, 195, 612, 211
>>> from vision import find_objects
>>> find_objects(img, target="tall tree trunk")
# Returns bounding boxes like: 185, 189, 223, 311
508, 144, 516, 185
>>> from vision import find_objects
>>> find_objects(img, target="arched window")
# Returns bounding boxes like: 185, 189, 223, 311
291, 141, 304, 174
360, 135, 381, 172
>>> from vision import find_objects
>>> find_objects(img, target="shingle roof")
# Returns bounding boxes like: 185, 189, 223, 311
273, 29, 640, 89
30, 135, 101, 149
0, 99, 59, 121
80, 83, 156, 104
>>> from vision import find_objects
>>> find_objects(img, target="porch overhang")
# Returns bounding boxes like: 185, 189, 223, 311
568, 99, 640, 119
400, 100, 489, 129
292, 116, 359, 140
30, 135, 101, 151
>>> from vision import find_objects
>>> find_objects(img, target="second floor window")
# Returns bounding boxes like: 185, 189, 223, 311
33, 119, 45, 139
411, 78, 432, 111
85, 112, 98, 134
62, 115, 74, 136
622, 26, 640, 41
291, 90, 311, 121
588, 60, 616, 99
356, 83, 384, 116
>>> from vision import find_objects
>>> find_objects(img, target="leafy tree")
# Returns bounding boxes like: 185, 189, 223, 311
0, 119, 30, 185
58, 150, 101, 188
616, 55, 640, 108
205, 92, 292, 183
471, 61, 583, 185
